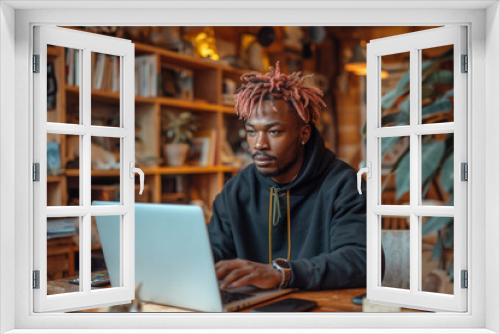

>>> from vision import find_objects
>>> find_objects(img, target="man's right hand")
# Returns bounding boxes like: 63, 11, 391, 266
215, 259, 282, 290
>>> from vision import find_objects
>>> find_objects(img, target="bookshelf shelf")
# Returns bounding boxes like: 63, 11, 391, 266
47, 175, 65, 183
66, 165, 238, 177
136, 42, 220, 71
66, 85, 235, 114
155, 96, 221, 113
48, 36, 249, 214
220, 105, 235, 114
150, 165, 239, 175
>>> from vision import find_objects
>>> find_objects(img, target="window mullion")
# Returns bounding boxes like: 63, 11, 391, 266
81, 48, 92, 294
409, 48, 420, 294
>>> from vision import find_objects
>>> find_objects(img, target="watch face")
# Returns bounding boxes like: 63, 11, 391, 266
275, 258, 290, 269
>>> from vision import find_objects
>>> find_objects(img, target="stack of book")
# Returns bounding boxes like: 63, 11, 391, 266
91, 53, 120, 92
65, 50, 120, 92
65, 48, 79, 86
135, 54, 158, 97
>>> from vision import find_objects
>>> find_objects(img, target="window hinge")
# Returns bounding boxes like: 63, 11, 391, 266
461, 54, 468, 73
461, 270, 468, 289
32, 163, 40, 182
32, 55, 40, 73
461, 162, 468, 181
33, 270, 40, 289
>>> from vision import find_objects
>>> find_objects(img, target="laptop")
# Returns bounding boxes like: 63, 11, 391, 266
94, 202, 291, 312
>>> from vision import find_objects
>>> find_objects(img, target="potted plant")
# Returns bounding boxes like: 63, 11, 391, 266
163, 111, 197, 166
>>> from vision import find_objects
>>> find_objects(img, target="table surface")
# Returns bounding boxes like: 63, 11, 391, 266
48, 275, 368, 312
244, 288, 366, 312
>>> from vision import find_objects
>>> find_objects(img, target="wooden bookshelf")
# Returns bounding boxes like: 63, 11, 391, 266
66, 85, 229, 113
47, 39, 247, 212
65, 166, 238, 177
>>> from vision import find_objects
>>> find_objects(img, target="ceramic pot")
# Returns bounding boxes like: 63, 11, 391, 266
164, 143, 189, 166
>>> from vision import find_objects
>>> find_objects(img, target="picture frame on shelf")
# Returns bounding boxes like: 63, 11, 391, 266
188, 130, 216, 166
188, 137, 210, 166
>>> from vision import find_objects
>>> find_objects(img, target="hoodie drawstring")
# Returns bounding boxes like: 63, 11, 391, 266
268, 187, 292, 264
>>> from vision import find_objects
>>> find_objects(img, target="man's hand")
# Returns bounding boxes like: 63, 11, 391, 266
215, 259, 282, 289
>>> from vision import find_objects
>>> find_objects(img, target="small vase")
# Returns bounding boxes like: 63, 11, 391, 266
164, 143, 190, 166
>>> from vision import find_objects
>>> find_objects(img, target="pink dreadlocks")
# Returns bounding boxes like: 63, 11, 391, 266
234, 61, 327, 123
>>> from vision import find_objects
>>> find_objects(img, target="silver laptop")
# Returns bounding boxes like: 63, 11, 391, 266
95, 202, 291, 312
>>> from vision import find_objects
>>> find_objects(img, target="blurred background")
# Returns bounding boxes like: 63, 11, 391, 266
46, 26, 455, 303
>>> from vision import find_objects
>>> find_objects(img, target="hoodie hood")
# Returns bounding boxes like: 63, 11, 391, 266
254, 126, 336, 263
208, 124, 367, 290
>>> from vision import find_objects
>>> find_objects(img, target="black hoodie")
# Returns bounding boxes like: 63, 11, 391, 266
208, 127, 366, 290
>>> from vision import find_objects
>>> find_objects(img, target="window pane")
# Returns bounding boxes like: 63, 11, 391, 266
421, 45, 454, 124
421, 134, 453, 206
47, 217, 79, 295
91, 53, 121, 127
421, 216, 454, 294
92, 215, 122, 289
47, 45, 80, 124
47, 134, 80, 206
381, 216, 410, 289
380, 52, 410, 127
380, 136, 410, 205
91, 137, 121, 204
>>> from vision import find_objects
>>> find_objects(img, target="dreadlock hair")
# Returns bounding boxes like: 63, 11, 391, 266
234, 61, 327, 124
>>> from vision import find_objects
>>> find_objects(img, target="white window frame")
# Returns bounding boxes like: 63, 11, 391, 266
32, 26, 136, 312
0, 1, 499, 333
365, 26, 468, 312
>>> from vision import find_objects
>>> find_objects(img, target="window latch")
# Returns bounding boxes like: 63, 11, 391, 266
130, 162, 145, 195
356, 162, 371, 195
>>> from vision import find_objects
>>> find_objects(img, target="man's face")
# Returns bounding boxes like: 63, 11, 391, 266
245, 99, 310, 180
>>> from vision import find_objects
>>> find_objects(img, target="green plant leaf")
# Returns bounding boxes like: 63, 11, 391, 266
422, 89, 453, 119
381, 72, 410, 110
381, 113, 403, 126
443, 224, 454, 248
423, 69, 454, 85
381, 89, 400, 110
399, 97, 410, 118
422, 140, 446, 184
381, 136, 400, 156
422, 98, 452, 117
423, 216, 453, 235
395, 139, 445, 201
432, 241, 443, 261
440, 153, 454, 194
395, 151, 410, 200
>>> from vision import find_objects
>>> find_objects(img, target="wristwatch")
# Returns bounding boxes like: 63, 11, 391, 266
272, 258, 292, 289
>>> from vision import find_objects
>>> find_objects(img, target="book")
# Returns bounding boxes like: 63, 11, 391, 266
188, 129, 216, 166
135, 54, 158, 97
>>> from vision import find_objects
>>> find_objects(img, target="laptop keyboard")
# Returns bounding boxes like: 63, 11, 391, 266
220, 290, 252, 304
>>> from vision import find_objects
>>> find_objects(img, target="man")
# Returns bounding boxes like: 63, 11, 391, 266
208, 61, 366, 291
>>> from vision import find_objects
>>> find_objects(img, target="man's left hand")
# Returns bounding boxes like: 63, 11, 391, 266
215, 259, 282, 289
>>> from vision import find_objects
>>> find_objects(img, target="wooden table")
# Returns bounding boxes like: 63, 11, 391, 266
48, 275, 365, 312
136, 289, 366, 312
247, 288, 365, 312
